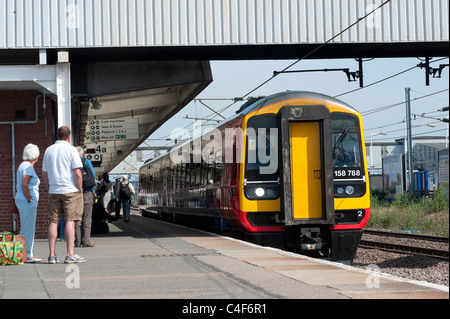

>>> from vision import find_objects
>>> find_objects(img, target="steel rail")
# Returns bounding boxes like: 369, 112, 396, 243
363, 229, 449, 243
359, 240, 449, 260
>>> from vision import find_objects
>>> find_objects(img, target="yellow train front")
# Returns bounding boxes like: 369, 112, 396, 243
233, 91, 370, 263
139, 91, 370, 263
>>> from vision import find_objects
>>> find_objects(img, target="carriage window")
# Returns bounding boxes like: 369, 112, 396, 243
201, 161, 208, 186
207, 153, 215, 185
181, 163, 186, 188
176, 165, 180, 189
186, 163, 192, 187
214, 150, 222, 185
172, 167, 176, 189
331, 114, 362, 168
195, 162, 201, 186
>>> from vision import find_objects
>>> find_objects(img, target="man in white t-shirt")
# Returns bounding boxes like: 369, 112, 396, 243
42, 126, 86, 264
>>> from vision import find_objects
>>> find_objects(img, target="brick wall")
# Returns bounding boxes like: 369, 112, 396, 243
0, 90, 55, 239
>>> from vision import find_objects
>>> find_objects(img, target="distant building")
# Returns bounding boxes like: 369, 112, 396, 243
438, 149, 449, 199
366, 136, 448, 194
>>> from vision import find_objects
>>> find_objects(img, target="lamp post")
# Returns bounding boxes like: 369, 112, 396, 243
370, 132, 387, 174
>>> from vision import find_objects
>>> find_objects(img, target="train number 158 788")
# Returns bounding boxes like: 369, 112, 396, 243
333, 168, 362, 179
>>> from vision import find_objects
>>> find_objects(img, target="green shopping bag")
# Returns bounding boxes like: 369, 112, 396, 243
0, 232, 25, 266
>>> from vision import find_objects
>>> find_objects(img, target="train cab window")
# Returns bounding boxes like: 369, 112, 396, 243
331, 113, 366, 197
244, 114, 279, 200
331, 114, 362, 168
245, 114, 279, 181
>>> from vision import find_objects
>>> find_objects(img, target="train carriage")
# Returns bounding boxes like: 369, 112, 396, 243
139, 91, 370, 263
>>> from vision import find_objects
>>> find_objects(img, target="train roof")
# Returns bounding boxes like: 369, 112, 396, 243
141, 91, 358, 168
235, 91, 357, 115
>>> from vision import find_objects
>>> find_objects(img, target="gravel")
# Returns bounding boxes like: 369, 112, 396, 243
352, 231, 449, 287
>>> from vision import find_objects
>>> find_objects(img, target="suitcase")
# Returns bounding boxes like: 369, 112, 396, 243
0, 233, 27, 263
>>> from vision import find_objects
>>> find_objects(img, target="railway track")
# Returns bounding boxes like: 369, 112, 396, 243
360, 229, 449, 260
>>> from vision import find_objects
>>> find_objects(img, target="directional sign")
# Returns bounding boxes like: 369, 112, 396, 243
89, 119, 139, 141
86, 142, 107, 163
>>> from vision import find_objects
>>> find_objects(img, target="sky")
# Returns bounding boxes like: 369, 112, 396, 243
145, 57, 449, 151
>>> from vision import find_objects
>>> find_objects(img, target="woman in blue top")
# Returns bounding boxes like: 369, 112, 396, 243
15, 144, 41, 263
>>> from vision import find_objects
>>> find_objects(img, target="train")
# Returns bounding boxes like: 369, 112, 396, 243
138, 91, 370, 263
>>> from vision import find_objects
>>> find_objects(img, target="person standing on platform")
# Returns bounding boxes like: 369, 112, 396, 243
119, 175, 135, 223
96, 172, 113, 215
42, 126, 86, 264
75, 146, 96, 248
113, 178, 121, 220
15, 143, 41, 263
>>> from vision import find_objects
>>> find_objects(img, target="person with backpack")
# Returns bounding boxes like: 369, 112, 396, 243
112, 178, 122, 220
118, 175, 135, 223
75, 146, 96, 248
96, 172, 113, 211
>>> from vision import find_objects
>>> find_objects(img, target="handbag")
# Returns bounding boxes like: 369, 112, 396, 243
0, 232, 25, 266
0, 233, 27, 263
9, 198, 19, 214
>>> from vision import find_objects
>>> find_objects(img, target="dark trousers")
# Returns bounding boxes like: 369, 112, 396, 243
115, 199, 121, 218
122, 199, 131, 221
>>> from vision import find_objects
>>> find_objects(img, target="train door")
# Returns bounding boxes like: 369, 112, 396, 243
279, 105, 334, 227
289, 121, 323, 219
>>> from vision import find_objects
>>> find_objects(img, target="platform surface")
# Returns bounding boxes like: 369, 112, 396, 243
1, 213, 448, 302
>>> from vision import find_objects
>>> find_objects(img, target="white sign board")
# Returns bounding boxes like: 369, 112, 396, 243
89, 119, 139, 141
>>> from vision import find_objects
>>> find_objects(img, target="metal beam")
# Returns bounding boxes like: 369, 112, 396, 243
56, 52, 72, 129
0, 65, 57, 93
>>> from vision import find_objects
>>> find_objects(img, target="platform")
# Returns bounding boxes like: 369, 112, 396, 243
1, 212, 448, 302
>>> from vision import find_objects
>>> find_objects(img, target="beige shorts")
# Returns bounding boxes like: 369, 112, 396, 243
48, 192, 84, 223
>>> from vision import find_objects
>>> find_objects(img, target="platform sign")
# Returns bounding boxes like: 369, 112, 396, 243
89, 119, 139, 141
86, 142, 107, 163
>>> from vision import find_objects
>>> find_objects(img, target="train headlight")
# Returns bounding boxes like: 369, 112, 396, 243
345, 185, 355, 195
334, 182, 366, 197
255, 188, 265, 197
244, 185, 279, 200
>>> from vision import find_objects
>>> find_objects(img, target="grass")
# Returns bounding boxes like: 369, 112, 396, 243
367, 188, 449, 237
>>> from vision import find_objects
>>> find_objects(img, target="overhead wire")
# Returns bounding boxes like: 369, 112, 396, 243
364, 120, 405, 132
149, 0, 394, 140
210, 0, 394, 116
334, 57, 449, 98
368, 127, 449, 143
360, 88, 449, 116
411, 87, 450, 103
365, 120, 442, 138
334, 65, 417, 98
148, 0, 447, 146
364, 115, 446, 133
